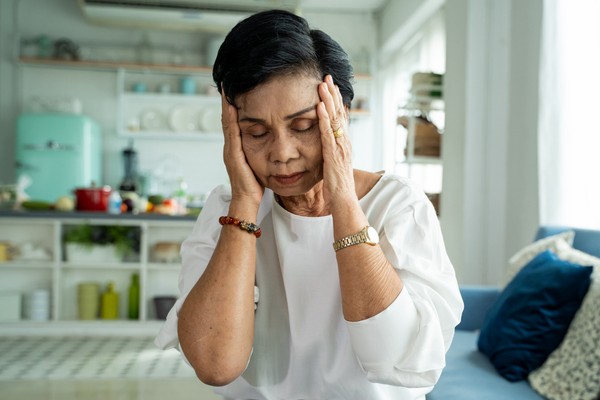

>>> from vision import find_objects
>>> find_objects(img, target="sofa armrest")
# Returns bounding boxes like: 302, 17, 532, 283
456, 285, 501, 331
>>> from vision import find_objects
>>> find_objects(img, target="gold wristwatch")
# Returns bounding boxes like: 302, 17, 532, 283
332, 226, 380, 252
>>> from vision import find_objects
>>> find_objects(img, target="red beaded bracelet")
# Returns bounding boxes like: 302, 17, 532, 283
219, 216, 262, 238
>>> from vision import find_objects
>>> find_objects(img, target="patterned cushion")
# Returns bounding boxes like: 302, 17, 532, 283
529, 266, 600, 400
503, 231, 575, 287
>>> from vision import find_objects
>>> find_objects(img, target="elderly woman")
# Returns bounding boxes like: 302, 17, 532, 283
156, 9, 463, 400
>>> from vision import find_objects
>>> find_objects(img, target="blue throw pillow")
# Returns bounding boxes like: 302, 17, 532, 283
477, 250, 592, 382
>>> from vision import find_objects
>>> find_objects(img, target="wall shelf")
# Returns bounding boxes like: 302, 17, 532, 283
120, 131, 223, 141
117, 69, 222, 140
18, 56, 213, 75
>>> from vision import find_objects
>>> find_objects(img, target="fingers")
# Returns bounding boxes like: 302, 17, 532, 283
318, 99, 352, 159
317, 78, 354, 205
318, 75, 348, 146
221, 88, 239, 137
317, 101, 336, 152
221, 88, 244, 160
319, 75, 345, 131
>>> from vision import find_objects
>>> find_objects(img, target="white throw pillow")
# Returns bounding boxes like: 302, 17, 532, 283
529, 266, 600, 400
554, 239, 600, 267
503, 231, 575, 287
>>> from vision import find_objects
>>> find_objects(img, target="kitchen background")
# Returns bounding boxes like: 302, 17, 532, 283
0, 0, 378, 203
0, 0, 551, 398
0, 0, 545, 301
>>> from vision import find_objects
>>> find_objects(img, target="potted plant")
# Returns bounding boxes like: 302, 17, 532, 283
63, 224, 140, 263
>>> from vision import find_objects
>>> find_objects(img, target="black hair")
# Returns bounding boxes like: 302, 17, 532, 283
213, 9, 354, 108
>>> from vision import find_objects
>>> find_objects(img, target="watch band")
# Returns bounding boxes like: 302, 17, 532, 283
333, 226, 370, 252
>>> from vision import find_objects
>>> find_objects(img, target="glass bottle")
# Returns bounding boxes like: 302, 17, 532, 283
136, 33, 153, 65
173, 178, 188, 215
128, 273, 140, 320
101, 281, 119, 320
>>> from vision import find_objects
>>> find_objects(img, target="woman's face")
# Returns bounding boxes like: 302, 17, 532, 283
236, 73, 324, 197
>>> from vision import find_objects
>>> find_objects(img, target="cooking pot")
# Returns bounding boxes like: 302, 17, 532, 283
74, 186, 111, 211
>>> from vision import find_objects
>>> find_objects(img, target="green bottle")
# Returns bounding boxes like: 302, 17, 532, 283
128, 273, 140, 320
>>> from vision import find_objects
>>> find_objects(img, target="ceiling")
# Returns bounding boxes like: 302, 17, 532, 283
299, 0, 389, 12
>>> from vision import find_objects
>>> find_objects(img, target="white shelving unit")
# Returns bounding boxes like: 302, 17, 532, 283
116, 69, 222, 141
396, 82, 445, 214
0, 213, 195, 335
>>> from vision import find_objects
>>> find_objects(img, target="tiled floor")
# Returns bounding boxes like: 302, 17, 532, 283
0, 336, 221, 400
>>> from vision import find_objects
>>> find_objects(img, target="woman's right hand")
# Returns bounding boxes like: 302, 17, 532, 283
221, 90, 264, 209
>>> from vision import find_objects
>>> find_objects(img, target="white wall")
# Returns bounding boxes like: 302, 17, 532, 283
444, 0, 542, 284
0, 0, 378, 198
378, 0, 543, 284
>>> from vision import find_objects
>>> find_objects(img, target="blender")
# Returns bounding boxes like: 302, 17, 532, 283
119, 140, 139, 193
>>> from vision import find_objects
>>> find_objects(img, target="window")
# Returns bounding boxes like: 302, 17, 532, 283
381, 9, 446, 202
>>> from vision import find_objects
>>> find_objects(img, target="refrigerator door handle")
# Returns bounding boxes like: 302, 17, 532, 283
23, 141, 75, 151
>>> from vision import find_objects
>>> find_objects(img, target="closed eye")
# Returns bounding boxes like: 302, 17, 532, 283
248, 131, 267, 138
292, 120, 318, 133
241, 123, 268, 138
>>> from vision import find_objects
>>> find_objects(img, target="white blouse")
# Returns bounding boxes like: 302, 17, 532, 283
155, 174, 463, 400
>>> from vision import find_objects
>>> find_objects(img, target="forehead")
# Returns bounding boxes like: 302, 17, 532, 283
237, 73, 321, 117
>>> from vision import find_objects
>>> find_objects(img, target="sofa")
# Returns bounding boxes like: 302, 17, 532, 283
428, 226, 600, 399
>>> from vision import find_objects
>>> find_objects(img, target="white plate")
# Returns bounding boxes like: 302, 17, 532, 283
169, 106, 200, 132
199, 105, 221, 133
139, 109, 167, 131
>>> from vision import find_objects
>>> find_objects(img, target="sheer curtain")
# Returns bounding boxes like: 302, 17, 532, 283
539, 0, 600, 229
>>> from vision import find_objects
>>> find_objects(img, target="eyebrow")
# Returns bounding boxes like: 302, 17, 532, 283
238, 104, 317, 123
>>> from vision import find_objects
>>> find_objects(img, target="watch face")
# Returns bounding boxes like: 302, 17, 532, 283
366, 226, 379, 245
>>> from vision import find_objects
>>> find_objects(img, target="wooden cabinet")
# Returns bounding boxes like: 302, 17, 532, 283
0, 212, 194, 334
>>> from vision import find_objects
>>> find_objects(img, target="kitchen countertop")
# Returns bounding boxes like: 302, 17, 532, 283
0, 209, 198, 221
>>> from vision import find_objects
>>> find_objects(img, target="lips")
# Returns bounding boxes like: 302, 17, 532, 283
273, 172, 304, 185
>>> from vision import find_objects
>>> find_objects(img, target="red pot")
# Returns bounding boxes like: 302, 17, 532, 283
74, 186, 112, 211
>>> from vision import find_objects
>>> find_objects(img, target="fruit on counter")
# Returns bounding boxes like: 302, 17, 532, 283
122, 198, 135, 213
120, 192, 141, 213
21, 200, 53, 211
152, 199, 176, 215
147, 195, 164, 206
55, 196, 75, 211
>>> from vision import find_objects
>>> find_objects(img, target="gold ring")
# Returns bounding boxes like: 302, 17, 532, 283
333, 127, 344, 138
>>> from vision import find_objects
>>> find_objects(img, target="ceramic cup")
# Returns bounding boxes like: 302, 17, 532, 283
153, 296, 176, 320
179, 77, 196, 95
158, 83, 171, 94
26, 289, 50, 321
132, 82, 146, 93
78, 282, 99, 320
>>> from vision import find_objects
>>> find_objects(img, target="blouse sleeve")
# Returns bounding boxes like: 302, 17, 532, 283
154, 185, 230, 351
346, 181, 464, 388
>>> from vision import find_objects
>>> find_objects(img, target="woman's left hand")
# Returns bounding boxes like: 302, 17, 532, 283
317, 75, 356, 211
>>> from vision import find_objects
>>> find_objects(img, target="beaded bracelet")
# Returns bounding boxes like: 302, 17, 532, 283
219, 216, 262, 238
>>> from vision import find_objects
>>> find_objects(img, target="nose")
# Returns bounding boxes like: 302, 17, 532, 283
269, 130, 300, 164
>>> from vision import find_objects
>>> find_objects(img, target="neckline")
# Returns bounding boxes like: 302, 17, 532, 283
272, 193, 332, 221
271, 172, 386, 219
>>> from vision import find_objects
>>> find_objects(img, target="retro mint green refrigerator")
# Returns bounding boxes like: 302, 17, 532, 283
16, 113, 102, 203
